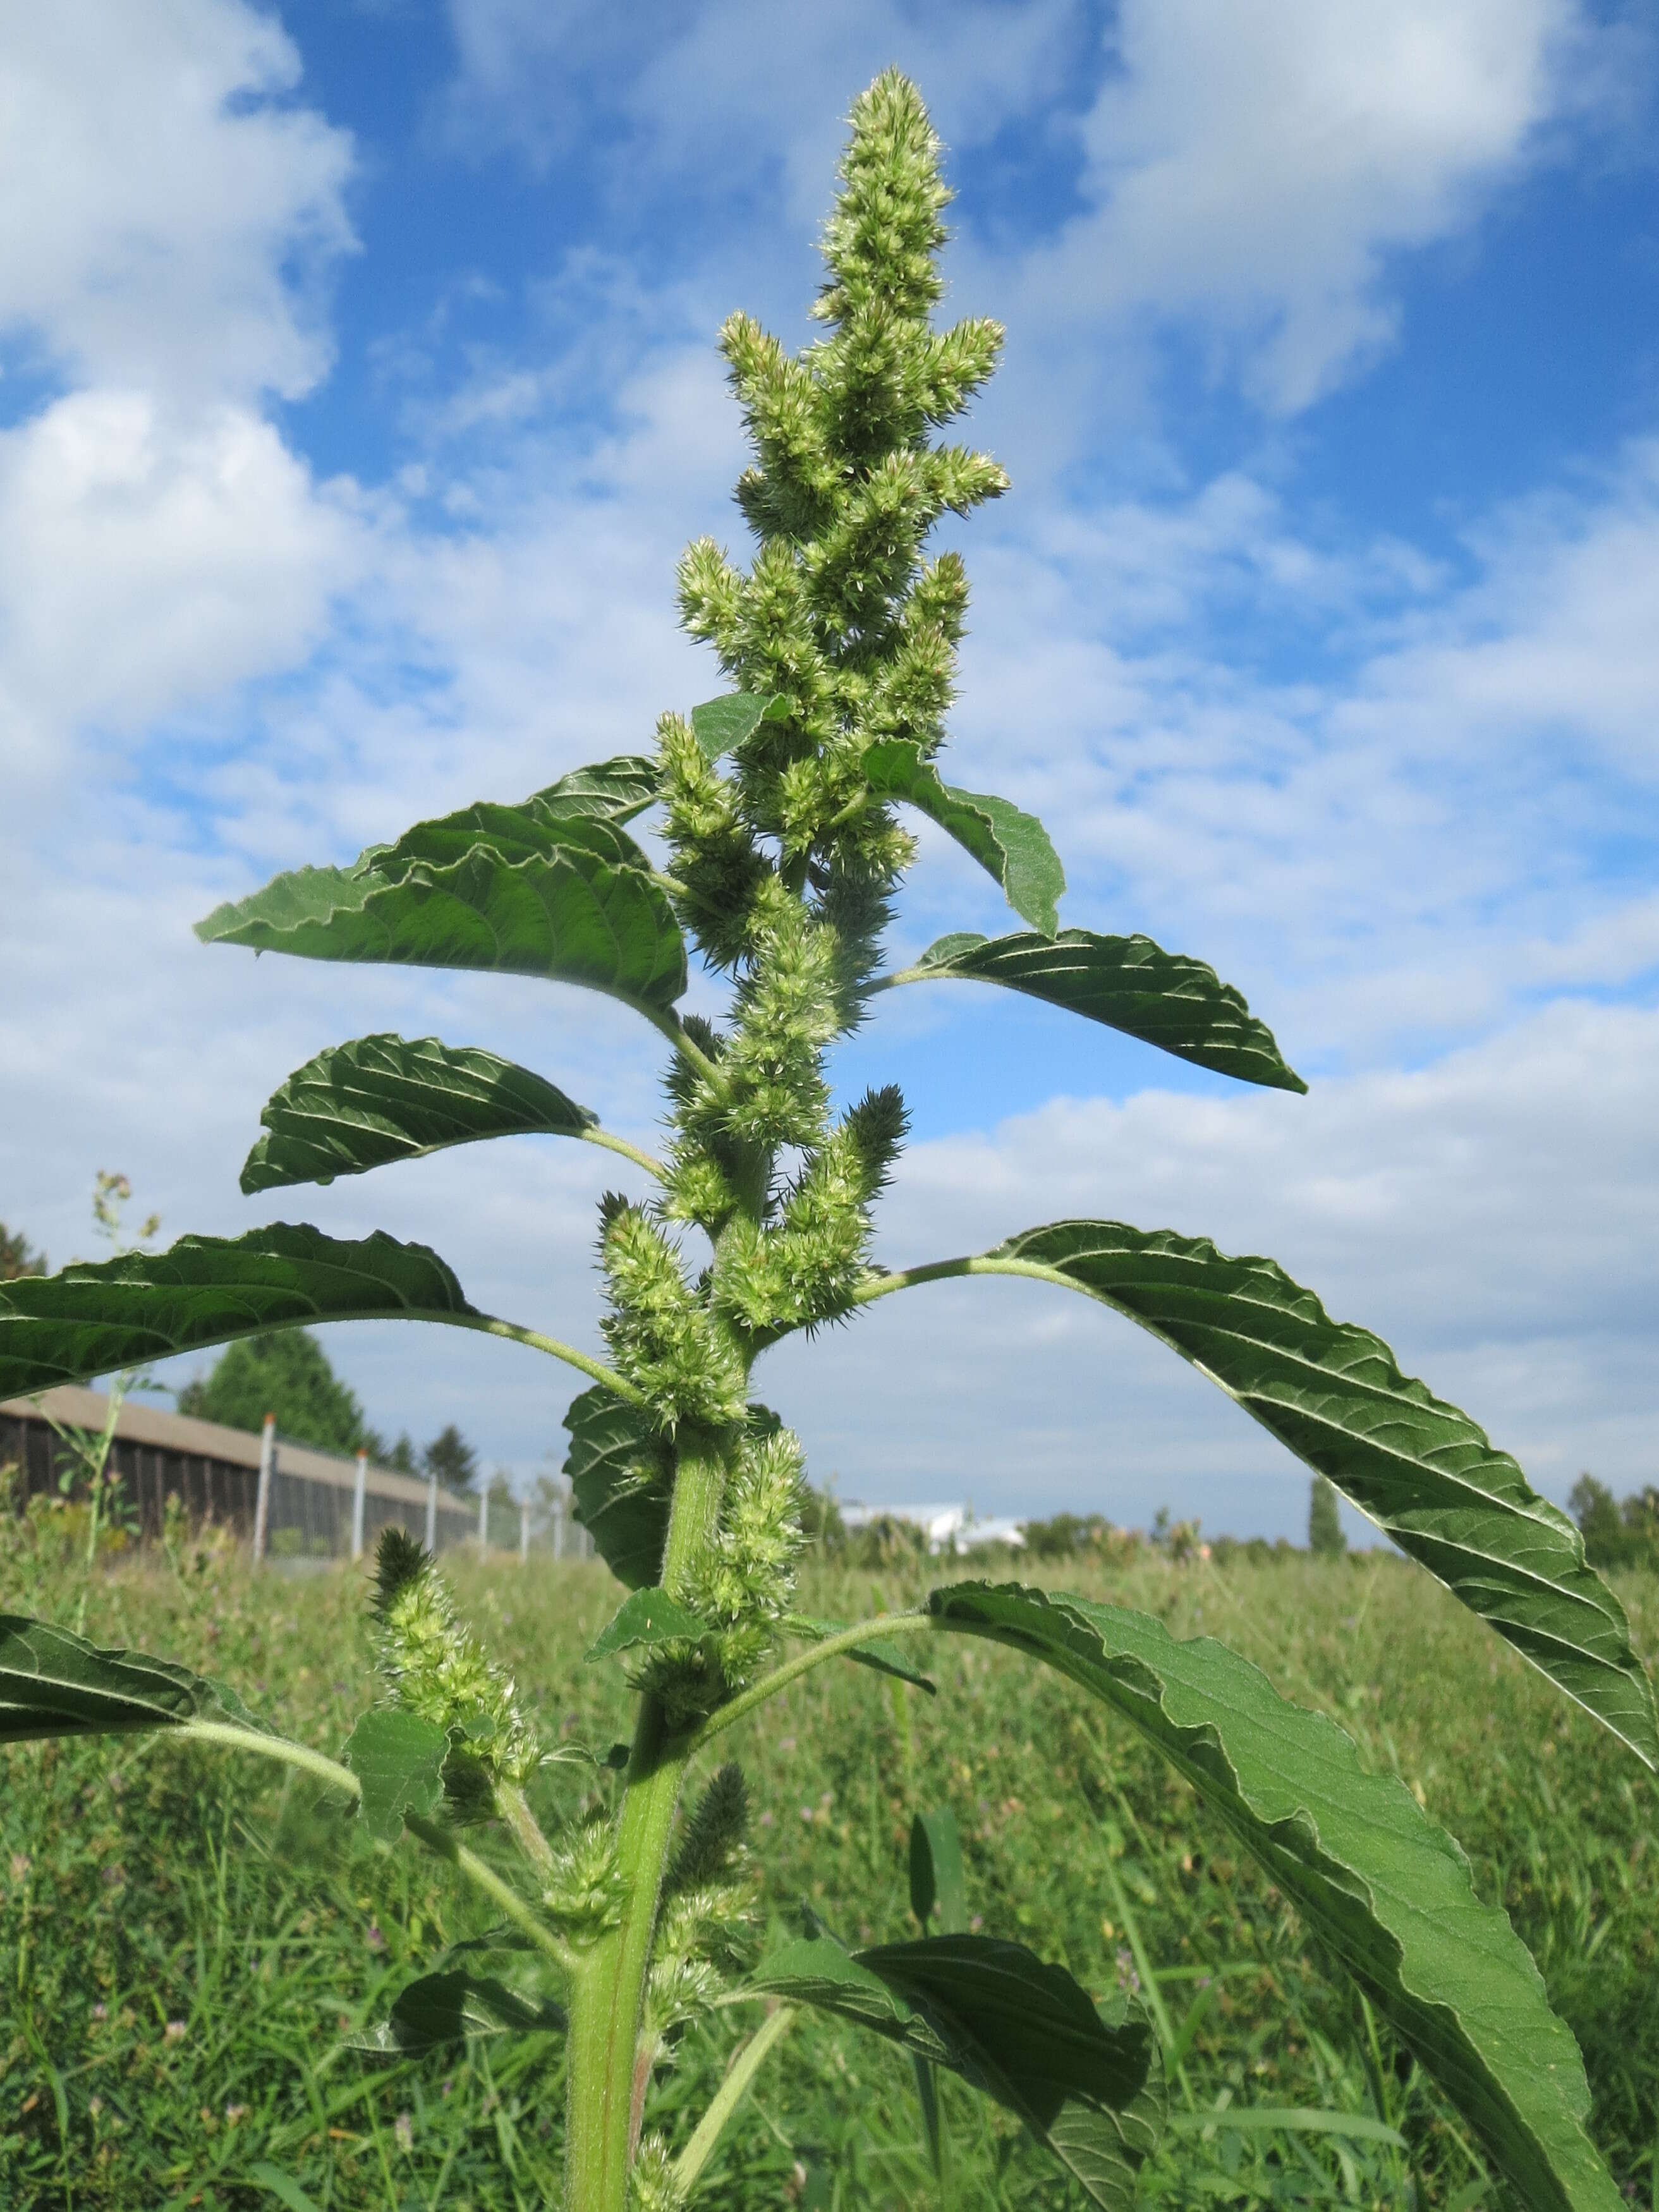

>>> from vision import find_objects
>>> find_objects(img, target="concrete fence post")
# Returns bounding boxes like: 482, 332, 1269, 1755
351, 1450, 367, 1562
253, 1414, 275, 1564
425, 1471, 437, 1552
478, 1485, 489, 1554
520, 1497, 530, 1564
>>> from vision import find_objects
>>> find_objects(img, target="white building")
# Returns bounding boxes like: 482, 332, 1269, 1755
838, 1502, 1026, 1554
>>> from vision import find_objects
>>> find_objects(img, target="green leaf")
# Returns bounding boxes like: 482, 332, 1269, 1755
0, 1225, 477, 1402
863, 739, 1065, 936
347, 1969, 566, 2055
751, 1932, 1162, 2209
909, 1808, 967, 1933
564, 1386, 672, 1589
964, 1220, 1658, 1769
342, 1710, 448, 1843
530, 755, 662, 822
690, 690, 789, 763
586, 1587, 710, 1661
197, 805, 686, 1016
241, 1033, 599, 1194
928, 1579, 1624, 2212
0, 1614, 262, 1743
890, 928, 1306, 1093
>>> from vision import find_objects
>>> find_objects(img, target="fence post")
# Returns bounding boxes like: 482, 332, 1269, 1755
520, 1497, 530, 1563
478, 1486, 489, 1555
253, 1414, 275, 1564
351, 1450, 367, 1562
425, 1471, 437, 1552
550, 1487, 564, 1560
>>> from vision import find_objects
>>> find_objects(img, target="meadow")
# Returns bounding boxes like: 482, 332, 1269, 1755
2, 1517, 1653, 2212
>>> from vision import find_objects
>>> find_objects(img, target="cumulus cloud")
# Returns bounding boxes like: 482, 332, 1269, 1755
0, 393, 360, 790
0, 0, 354, 400
1036, 0, 1605, 410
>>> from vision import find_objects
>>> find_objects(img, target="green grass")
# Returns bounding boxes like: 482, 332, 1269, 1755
3, 1524, 1655, 2211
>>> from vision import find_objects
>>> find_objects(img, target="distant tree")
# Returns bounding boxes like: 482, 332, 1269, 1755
1571, 1474, 1659, 1572
1308, 1474, 1347, 1556
177, 1330, 368, 1456
360, 1426, 419, 1475
423, 1423, 478, 1494
1, 1223, 46, 1281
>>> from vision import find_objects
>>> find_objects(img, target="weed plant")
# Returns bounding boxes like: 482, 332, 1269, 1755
1, 71, 1653, 2212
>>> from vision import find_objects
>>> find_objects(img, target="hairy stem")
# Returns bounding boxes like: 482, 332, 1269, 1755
564, 1429, 738, 2212
496, 1780, 557, 1883
672, 2003, 798, 2197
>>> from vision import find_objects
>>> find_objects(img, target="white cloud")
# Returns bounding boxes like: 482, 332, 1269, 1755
0, 0, 355, 400
0, 392, 361, 789
1036, 0, 1602, 410
444, 0, 1078, 224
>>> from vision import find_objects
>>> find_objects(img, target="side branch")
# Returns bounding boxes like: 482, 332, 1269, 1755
683, 1614, 934, 1756
672, 2003, 799, 2197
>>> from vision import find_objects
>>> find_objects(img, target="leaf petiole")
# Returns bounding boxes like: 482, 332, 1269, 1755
683, 1615, 934, 1756
672, 2003, 798, 2197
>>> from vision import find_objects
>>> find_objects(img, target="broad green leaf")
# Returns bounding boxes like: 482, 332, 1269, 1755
564, 1386, 672, 1589
586, 1587, 710, 1661
241, 1033, 599, 1194
960, 1220, 1658, 1769
530, 755, 661, 822
788, 1617, 938, 1696
889, 929, 1306, 1093
909, 1808, 967, 1933
347, 1969, 566, 2055
0, 1226, 477, 1402
342, 1709, 448, 1843
863, 739, 1065, 937
0, 1614, 262, 1743
751, 1931, 1162, 2209
691, 690, 789, 763
197, 805, 686, 1016
928, 1580, 1623, 2212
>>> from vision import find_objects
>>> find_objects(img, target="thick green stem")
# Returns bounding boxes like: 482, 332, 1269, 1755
564, 1430, 734, 2212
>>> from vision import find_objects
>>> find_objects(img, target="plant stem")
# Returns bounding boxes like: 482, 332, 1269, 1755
497, 1780, 556, 1883
672, 2004, 798, 2197
564, 1428, 734, 2212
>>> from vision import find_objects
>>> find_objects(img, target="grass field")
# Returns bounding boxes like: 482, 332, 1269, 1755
2, 1519, 1655, 2211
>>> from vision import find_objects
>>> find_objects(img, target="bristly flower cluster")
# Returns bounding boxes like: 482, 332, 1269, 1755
580, 71, 1001, 1727
370, 1528, 540, 1813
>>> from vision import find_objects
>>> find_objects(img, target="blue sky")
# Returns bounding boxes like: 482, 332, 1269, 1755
3, 0, 1656, 1538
